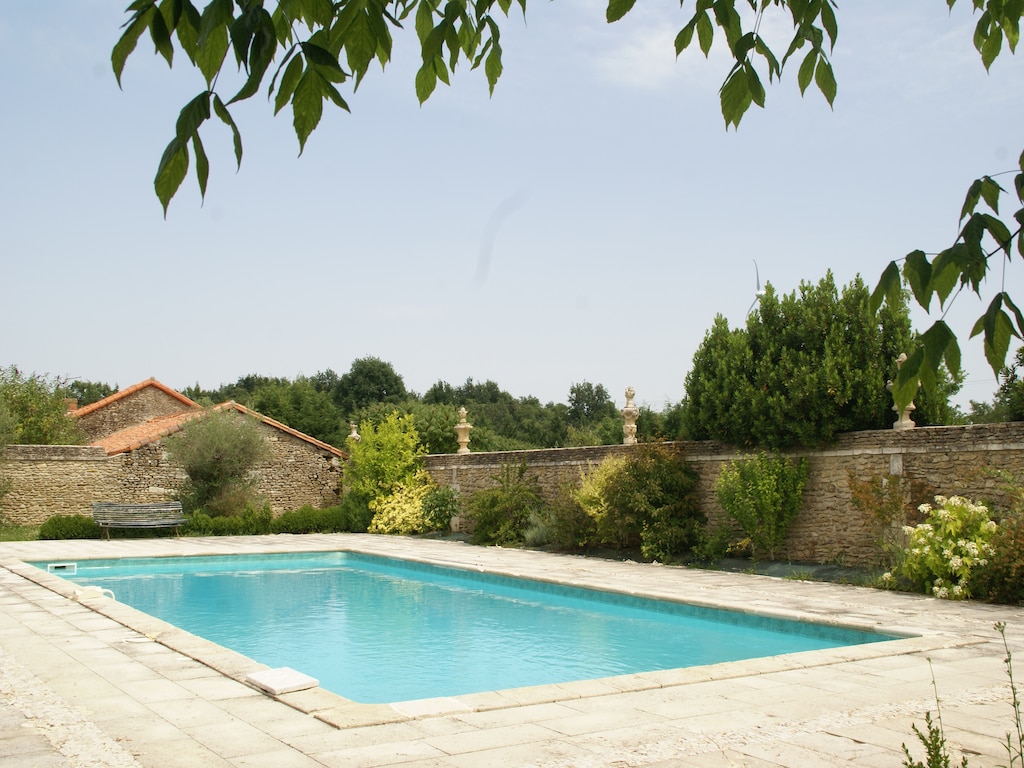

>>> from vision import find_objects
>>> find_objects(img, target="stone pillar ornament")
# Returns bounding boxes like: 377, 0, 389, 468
886, 353, 918, 431
455, 407, 473, 454
621, 386, 639, 446
347, 422, 361, 443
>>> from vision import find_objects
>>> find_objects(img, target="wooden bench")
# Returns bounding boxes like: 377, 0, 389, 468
91, 502, 186, 539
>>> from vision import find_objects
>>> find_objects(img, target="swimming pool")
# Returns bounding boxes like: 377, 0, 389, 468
37, 552, 896, 703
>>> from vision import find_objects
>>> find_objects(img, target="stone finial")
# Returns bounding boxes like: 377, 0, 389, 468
886, 353, 918, 431
621, 386, 639, 446
455, 406, 473, 454
348, 422, 361, 443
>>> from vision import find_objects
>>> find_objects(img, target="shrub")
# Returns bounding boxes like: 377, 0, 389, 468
890, 495, 996, 599
421, 485, 459, 533
182, 502, 272, 536
165, 409, 269, 514
39, 514, 102, 540
539, 483, 597, 551
368, 474, 441, 535
569, 444, 704, 561
270, 504, 352, 534
466, 462, 543, 546
971, 513, 1024, 605
714, 451, 809, 560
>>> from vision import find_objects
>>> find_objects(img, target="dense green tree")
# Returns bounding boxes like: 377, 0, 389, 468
0, 366, 86, 445
65, 380, 117, 408
114, 1, 1024, 408
334, 357, 407, 418
684, 273, 957, 447
248, 377, 345, 446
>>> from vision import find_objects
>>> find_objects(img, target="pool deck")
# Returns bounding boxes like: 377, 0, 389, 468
1, 534, 1023, 767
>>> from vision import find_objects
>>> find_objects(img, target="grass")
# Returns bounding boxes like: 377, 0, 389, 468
0, 524, 40, 542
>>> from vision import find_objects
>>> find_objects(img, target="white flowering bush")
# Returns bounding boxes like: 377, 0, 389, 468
890, 495, 997, 600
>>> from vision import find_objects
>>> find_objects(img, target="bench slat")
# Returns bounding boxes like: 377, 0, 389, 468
91, 502, 185, 538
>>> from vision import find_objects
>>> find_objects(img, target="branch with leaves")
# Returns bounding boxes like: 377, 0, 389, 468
115, 0, 1024, 404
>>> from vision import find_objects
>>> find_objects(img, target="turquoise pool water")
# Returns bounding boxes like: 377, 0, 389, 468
37, 552, 895, 703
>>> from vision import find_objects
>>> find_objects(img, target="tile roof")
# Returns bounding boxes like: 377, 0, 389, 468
70, 378, 200, 418
91, 400, 345, 458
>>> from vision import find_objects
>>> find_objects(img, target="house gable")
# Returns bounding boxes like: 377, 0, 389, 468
72, 378, 201, 442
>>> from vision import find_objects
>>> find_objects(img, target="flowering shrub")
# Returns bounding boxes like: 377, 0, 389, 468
890, 495, 997, 600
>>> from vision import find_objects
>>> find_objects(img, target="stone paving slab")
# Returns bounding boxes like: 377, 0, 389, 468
1, 534, 1023, 767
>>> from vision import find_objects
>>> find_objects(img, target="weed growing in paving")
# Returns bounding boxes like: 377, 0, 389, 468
903, 623, 1022, 768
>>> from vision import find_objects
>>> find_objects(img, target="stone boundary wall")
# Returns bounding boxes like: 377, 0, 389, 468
1, 432, 343, 525
425, 422, 1024, 566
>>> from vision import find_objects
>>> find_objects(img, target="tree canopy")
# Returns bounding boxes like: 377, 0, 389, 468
683, 272, 959, 447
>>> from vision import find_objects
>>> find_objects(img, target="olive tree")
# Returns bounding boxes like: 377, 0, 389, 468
164, 409, 269, 514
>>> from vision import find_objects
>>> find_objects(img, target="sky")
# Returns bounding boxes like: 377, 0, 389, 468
2, 2, 1022, 412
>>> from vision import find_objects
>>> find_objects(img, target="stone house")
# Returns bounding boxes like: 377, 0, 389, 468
0, 379, 346, 525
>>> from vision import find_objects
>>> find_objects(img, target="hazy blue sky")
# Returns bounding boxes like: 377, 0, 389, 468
2, 2, 1021, 410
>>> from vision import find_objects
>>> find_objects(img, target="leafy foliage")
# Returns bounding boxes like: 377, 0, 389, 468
367, 471, 445, 535
685, 273, 955, 447
115, 1, 1024, 414
344, 411, 423, 502
714, 451, 809, 560
269, 503, 354, 533
64, 380, 118, 408
465, 461, 543, 546
889, 496, 997, 600
333, 357, 408, 420
164, 409, 269, 514
183, 502, 273, 535
973, 513, 1024, 606
38, 514, 103, 540
0, 366, 87, 445
847, 472, 934, 568
568, 444, 704, 561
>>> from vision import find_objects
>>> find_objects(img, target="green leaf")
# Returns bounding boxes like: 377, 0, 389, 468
192, 132, 209, 201
869, 260, 902, 314
606, 0, 636, 23
195, 22, 229, 85
972, 294, 1017, 373
891, 347, 923, 412
675, 21, 697, 55
291, 70, 323, 154
797, 50, 815, 94
149, 8, 175, 66
820, 1, 838, 48
814, 58, 836, 106
113, 8, 156, 88
981, 175, 1003, 212
212, 94, 242, 167
903, 250, 932, 310
484, 42, 503, 94
981, 23, 1003, 69
696, 12, 714, 56
174, 91, 211, 143
154, 137, 189, 216
274, 53, 304, 114
720, 66, 752, 129
744, 62, 765, 108
415, 61, 437, 103
960, 177, 983, 220
929, 246, 964, 307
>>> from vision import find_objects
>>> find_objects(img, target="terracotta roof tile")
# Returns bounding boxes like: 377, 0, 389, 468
71, 378, 200, 418
91, 400, 346, 459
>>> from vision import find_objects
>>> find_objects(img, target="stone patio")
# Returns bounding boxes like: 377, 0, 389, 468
1, 534, 1022, 767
